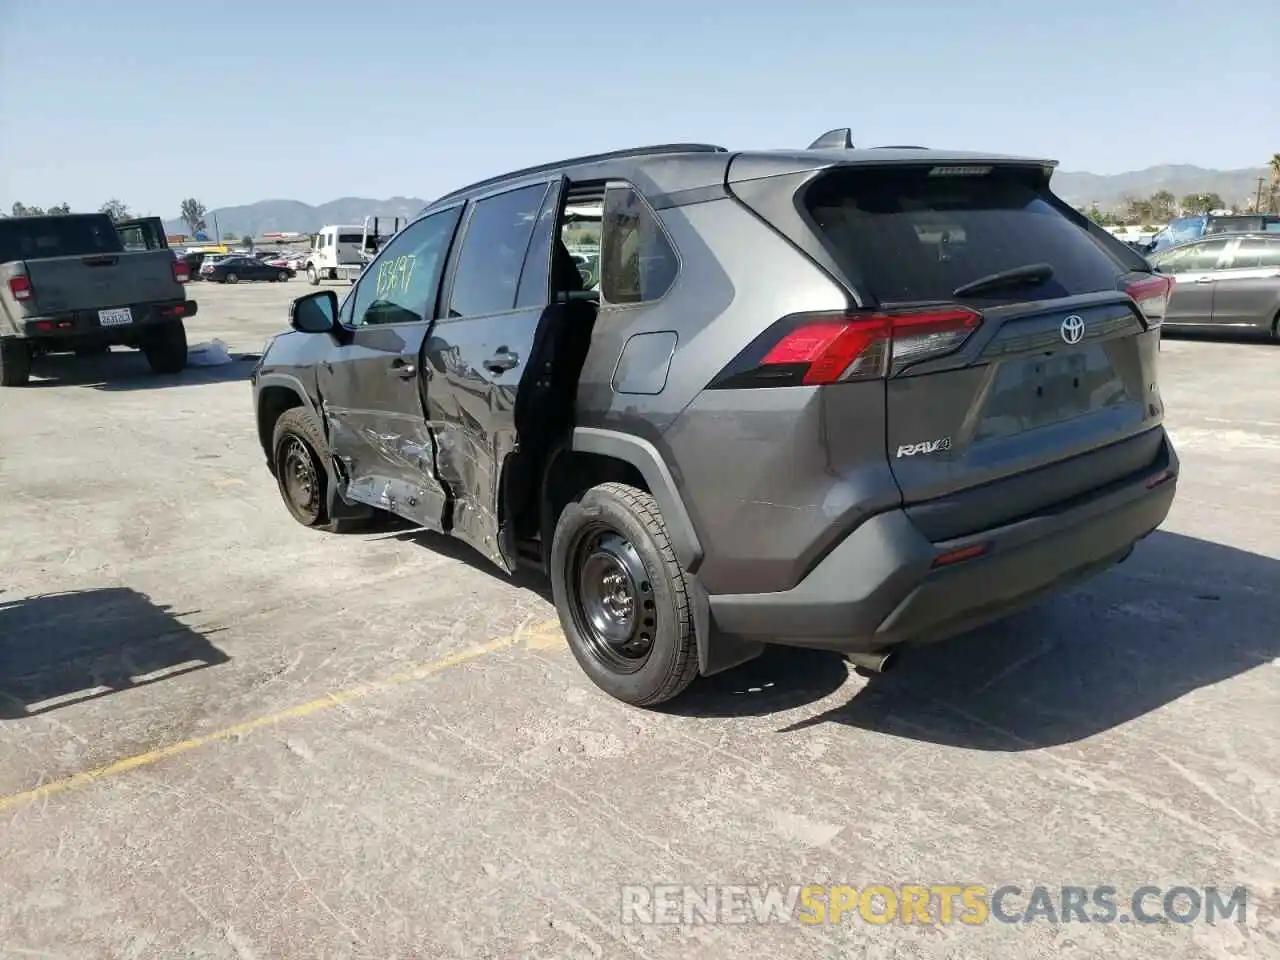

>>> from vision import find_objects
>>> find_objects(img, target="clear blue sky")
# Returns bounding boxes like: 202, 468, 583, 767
1, 0, 1276, 217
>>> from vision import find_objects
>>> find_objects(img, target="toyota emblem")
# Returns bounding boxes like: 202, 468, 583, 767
1060, 315, 1085, 345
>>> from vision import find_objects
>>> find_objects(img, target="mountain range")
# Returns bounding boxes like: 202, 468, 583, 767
166, 164, 1273, 237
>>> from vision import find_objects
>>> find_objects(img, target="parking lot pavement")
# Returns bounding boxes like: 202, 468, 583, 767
1, 281, 1276, 959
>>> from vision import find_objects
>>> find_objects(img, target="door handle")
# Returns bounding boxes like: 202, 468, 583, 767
1195, 276, 1215, 283
388, 359, 416, 377
483, 349, 519, 374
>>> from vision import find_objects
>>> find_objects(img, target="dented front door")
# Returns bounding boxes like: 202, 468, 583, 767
315, 205, 464, 529
318, 321, 447, 528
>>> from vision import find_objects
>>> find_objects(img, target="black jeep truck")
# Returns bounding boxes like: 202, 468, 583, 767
0, 213, 197, 386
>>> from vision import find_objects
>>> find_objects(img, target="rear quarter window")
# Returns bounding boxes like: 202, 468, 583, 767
801, 168, 1127, 305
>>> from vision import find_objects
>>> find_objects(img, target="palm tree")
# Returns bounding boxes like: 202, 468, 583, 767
1270, 154, 1280, 213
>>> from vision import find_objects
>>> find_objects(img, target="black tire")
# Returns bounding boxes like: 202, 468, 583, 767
307, 265, 319, 286
141, 321, 188, 374
278, 270, 290, 282
271, 407, 375, 533
225, 272, 239, 284
0, 338, 32, 387
550, 482, 698, 706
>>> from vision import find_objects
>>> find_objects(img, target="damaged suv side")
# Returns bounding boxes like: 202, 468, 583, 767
252, 137, 1178, 706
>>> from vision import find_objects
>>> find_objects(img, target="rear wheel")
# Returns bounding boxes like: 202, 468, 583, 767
225, 272, 239, 284
278, 270, 290, 282
141, 321, 188, 374
271, 407, 375, 533
550, 482, 698, 706
0, 338, 32, 387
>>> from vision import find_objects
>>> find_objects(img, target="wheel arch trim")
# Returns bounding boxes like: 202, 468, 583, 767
570, 427, 703, 574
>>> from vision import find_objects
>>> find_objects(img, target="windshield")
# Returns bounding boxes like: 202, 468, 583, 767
0, 214, 123, 262
802, 167, 1125, 304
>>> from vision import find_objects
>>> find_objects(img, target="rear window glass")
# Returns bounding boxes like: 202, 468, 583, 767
337, 233, 363, 244
0, 215, 123, 262
802, 168, 1126, 304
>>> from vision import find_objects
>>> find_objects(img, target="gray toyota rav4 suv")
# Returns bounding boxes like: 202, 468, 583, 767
251, 130, 1179, 706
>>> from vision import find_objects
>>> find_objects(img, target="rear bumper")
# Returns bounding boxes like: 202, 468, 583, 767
19, 299, 197, 340
706, 434, 1178, 654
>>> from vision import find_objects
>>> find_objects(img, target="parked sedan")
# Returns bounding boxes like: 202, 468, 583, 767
1150, 234, 1280, 337
205, 255, 294, 284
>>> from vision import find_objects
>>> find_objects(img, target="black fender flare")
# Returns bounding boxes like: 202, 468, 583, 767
570, 427, 703, 573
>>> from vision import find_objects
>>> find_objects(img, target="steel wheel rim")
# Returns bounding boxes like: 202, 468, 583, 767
569, 525, 656, 673
278, 434, 321, 520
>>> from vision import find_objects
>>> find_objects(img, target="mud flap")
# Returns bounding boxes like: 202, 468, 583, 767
688, 576, 765, 676
325, 455, 377, 523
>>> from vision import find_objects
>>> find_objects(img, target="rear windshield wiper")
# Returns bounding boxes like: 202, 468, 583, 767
953, 262, 1054, 298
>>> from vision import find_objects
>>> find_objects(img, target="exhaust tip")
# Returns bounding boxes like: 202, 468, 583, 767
846, 649, 897, 674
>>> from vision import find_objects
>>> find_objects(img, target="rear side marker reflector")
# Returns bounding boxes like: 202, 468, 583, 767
932, 542, 990, 568
711, 306, 982, 389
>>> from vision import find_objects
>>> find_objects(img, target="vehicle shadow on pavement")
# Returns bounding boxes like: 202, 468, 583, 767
776, 531, 1279, 749
660, 646, 853, 718
379, 526, 555, 602
25, 351, 259, 390
0, 587, 229, 720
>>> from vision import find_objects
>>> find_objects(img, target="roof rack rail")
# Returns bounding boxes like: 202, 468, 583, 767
808, 128, 854, 150
433, 143, 728, 205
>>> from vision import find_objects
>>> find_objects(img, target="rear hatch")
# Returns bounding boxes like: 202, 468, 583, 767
23, 250, 184, 314
1, 214, 185, 314
735, 160, 1170, 538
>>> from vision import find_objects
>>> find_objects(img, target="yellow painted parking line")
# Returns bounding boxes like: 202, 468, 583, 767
0, 618, 564, 814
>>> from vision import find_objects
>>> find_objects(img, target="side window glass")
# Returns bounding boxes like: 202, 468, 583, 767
1183, 239, 1229, 273
1228, 238, 1268, 270
1263, 240, 1280, 268
600, 185, 678, 305
338, 286, 357, 326
448, 184, 549, 319
515, 185, 561, 309
349, 207, 461, 327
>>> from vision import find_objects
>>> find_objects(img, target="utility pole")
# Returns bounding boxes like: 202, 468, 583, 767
1255, 178, 1265, 213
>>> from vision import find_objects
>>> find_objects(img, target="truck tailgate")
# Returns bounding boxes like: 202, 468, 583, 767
23, 250, 182, 314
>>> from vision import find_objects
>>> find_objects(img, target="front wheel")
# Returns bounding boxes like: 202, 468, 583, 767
307, 265, 319, 286
271, 407, 375, 533
550, 482, 698, 706
141, 321, 188, 374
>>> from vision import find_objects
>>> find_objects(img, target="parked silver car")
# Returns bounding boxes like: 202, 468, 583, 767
1151, 233, 1280, 337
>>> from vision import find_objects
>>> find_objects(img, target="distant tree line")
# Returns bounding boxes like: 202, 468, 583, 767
3, 197, 212, 236
1081, 152, 1280, 227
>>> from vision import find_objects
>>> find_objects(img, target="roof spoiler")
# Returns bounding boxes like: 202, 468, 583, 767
807, 128, 854, 150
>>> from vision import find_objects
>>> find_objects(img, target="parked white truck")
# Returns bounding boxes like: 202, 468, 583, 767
306, 218, 406, 285
303, 225, 365, 285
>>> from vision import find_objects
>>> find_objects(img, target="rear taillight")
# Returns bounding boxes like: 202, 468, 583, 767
7, 275, 33, 301
172, 260, 190, 283
1123, 274, 1172, 327
710, 306, 982, 389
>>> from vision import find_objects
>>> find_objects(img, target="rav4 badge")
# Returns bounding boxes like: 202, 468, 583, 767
896, 438, 953, 458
